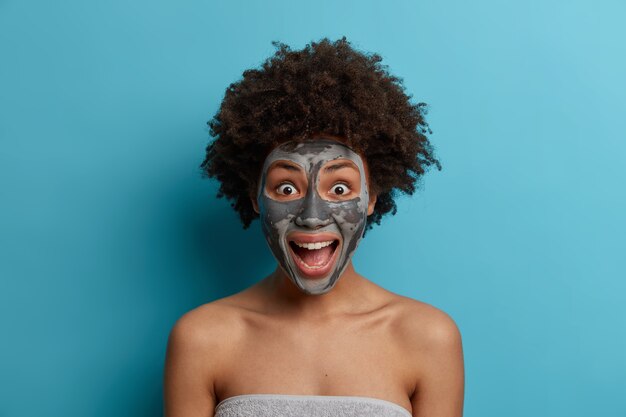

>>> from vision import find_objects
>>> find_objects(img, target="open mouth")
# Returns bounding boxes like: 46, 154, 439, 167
287, 238, 340, 278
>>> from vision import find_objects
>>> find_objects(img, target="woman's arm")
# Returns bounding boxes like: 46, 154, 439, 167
409, 308, 465, 417
163, 309, 220, 417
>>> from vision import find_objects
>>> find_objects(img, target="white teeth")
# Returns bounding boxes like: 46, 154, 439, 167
293, 240, 334, 250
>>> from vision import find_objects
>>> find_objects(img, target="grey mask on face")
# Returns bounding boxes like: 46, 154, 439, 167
256, 138, 370, 295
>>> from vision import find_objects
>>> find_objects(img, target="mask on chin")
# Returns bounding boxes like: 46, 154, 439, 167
256, 138, 370, 295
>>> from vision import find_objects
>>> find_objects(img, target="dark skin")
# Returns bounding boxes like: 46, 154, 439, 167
164, 136, 464, 417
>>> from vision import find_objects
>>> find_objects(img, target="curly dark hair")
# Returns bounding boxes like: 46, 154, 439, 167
200, 37, 441, 233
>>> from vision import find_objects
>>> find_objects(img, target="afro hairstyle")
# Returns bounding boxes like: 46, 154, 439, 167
200, 37, 441, 233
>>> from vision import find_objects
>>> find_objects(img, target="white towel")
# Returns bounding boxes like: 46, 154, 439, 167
214, 393, 412, 417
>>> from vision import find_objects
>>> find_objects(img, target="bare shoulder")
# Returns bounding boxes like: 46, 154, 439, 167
163, 296, 248, 417
167, 296, 247, 356
389, 294, 463, 353
386, 295, 464, 416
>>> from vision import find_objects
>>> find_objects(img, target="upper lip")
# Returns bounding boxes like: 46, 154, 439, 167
287, 231, 341, 244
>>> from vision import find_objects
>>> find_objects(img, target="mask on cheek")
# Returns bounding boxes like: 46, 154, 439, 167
256, 139, 370, 295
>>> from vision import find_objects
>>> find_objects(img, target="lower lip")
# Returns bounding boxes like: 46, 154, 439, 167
287, 241, 341, 279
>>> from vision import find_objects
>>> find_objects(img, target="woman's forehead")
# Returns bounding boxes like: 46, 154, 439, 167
263, 138, 363, 170
266, 157, 360, 174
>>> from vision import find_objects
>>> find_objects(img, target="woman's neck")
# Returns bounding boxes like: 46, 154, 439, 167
259, 262, 378, 321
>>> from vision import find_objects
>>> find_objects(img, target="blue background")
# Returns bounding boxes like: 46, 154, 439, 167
1, 0, 624, 416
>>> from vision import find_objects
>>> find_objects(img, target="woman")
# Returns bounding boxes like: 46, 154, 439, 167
164, 38, 464, 417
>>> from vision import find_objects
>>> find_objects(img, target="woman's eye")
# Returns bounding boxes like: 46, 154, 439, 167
330, 183, 351, 196
276, 183, 298, 196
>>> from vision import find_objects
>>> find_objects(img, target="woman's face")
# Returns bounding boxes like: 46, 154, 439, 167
253, 137, 376, 295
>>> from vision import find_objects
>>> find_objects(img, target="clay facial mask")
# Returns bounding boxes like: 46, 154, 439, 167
256, 138, 370, 295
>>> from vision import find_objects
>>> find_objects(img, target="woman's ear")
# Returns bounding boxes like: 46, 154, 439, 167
367, 193, 377, 216
250, 192, 260, 214
361, 157, 376, 216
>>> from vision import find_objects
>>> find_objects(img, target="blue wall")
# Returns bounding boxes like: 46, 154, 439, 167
1, 1, 624, 416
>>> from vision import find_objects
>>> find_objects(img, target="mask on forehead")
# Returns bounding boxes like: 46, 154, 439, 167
256, 138, 370, 295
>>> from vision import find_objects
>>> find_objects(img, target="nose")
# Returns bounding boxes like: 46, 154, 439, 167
295, 215, 332, 229
295, 189, 332, 229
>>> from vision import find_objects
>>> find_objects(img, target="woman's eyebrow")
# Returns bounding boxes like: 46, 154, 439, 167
323, 162, 358, 173
271, 161, 302, 171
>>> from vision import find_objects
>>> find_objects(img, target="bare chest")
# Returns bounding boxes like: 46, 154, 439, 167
214, 317, 416, 411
